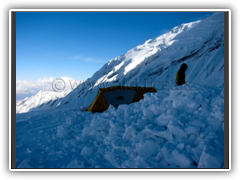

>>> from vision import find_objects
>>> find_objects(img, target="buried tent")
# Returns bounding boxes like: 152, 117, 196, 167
87, 86, 157, 113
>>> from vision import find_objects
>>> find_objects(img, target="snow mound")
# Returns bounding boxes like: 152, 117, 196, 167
16, 84, 224, 168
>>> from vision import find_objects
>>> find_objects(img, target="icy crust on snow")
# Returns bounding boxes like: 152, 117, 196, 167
16, 84, 224, 168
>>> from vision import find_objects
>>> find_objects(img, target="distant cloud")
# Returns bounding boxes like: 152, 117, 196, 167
72, 55, 105, 63
16, 77, 82, 100
16, 77, 55, 95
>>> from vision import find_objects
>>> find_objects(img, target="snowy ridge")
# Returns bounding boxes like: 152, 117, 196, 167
16, 13, 224, 113
16, 12, 225, 168
16, 77, 82, 113
16, 90, 70, 113
52, 12, 224, 112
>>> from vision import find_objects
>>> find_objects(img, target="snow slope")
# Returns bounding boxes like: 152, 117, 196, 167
16, 12, 224, 114
15, 12, 225, 169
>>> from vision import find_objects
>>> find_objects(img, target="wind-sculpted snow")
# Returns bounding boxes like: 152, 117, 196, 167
16, 84, 224, 168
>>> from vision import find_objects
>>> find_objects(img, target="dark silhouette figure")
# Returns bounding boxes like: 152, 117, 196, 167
176, 63, 188, 86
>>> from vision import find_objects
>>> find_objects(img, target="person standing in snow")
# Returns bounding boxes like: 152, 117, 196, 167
176, 63, 188, 86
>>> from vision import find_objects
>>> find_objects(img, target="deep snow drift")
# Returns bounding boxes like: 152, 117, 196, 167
16, 12, 225, 169
16, 83, 224, 168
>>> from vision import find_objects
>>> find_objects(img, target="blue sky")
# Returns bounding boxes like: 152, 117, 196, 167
16, 11, 214, 81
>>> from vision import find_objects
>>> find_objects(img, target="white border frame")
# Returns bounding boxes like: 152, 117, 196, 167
9, 9, 231, 172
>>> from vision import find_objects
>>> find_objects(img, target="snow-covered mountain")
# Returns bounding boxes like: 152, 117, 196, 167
15, 12, 226, 169
16, 77, 83, 113
17, 12, 224, 114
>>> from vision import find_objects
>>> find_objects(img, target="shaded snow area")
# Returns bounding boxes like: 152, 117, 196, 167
16, 83, 224, 168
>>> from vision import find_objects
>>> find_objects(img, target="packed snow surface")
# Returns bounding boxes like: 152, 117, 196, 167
16, 12, 225, 168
